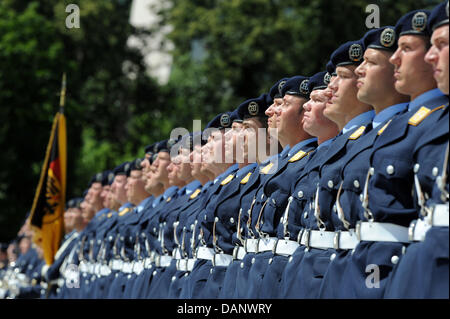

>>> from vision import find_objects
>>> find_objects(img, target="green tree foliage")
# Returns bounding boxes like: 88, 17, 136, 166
0, 0, 162, 241
0, 0, 441, 241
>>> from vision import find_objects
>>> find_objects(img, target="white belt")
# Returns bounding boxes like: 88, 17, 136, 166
110, 259, 123, 271
431, 204, 449, 227
232, 246, 246, 260
409, 219, 431, 242
187, 258, 196, 271
213, 253, 233, 267
299, 230, 336, 250
158, 255, 172, 268
100, 264, 111, 277
93, 263, 101, 276
144, 257, 153, 269
176, 259, 188, 271
274, 239, 299, 256
122, 261, 133, 273
133, 261, 144, 275
244, 239, 258, 253
257, 237, 278, 253
356, 222, 409, 243
334, 230, 359, 250
172, 248, 182, 260
195, 246, 215, 261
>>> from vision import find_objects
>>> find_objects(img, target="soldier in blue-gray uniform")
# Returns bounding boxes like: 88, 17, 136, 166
335, 8, 448, 298
240, 76, 319, 299
178, 112, 241, 299
200, 94, 274, 298
385, 1, 449, 298
279, 38, 377, 298
316, 26, 410, 298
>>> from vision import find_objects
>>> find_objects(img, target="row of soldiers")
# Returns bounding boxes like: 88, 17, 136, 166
1, 2, 448, 299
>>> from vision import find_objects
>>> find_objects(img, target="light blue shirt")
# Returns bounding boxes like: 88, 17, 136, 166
342, 110, 375, 134
408, 88, 443, 112
372, 103, 409, 129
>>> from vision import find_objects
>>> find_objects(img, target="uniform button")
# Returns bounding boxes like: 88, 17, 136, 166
432, 167, 439, 176
127, 274, 131, 279
298, 191, 303, 198
288, 256, 293, 263
109, 236, 113, 241
153, 228, 157, 233
204, 214, 207, 220
386, 165, 394, 175
359, 194, 364, 202
402, 246, 406, 255
97, 240, 101, 244
240, 262, 244, 269
268, 258, 273, 265
251, 258, 255, 264
190, 224, 194, 230
56, 288, 60, 294
272, 198, 276, 205
303, 212, 308, 219
129, 236, 133, 242
214, 217, 219, 222
85, 280, 90, 285
391, 255, 399, 264
328, 180, 334, 188
198, 234, 202, 240
369, 167, 375, 175
210, 268, 213, 274
172, 276, 177, 282
413, 163, 420, 173
115, 273, 119, 278
353, 180, 360, 188
120, 236, 124, 241
153, 271, 157, 276
330, 253, 336, 261
230, 217, 235, 224
184, 273, 189, 277
333, 205, 337, 213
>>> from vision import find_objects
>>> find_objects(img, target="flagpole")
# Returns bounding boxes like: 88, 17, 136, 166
59, 73, 66, 114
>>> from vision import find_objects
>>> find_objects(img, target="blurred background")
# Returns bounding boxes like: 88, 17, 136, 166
0, 0, 440, 241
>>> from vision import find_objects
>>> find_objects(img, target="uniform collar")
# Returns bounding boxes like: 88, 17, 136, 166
118, 202, 134, 212
185, 180, 202, 195
236, 163, 257, 178
372, 102, 409, 128
317, 137, 334, 150
214, 163, 239, 184
408, 88, 444, 112
280, 145, 291, 158
342, 110, 376, 134
288, 138, 317, 157
136, 197, 152, 213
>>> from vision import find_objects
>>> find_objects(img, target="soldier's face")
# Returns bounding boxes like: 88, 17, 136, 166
190, 145, 203, 176
265, 98, 282, 128
210, 130, 225, 164
390, 35, 435, 97
224, 125, 242, 163
71, 207, 83, 230
64, 210, 73, 231
167, 156, 183, 186
276, 94, 307, 140
126, 170, 147, 204
241, 117, 264, 162
88, 182, 103, 211
303, 90, 335, 137
324, 65, 359, 123
100, 185, 111, 208
178, 148, 193, 181
425, 25, 449, 94
153, 151, 171, 186
80, 200, 95, 224
355, 48, 398, 107
112, 175, 128, 205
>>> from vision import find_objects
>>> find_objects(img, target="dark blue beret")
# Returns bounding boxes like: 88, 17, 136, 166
362, 26, 397, 52
237, 94, 269, 120
205, 112, 232, 130
269, 78, 290, 100
107, 170, 115, 185
231, 109, 243, 123
281, 75, 310, 99
326, 60, 336, 78
101, 170, 112, 186
331, 39, 365, 67
66, 197, 83, 210
113, 161, 131, 177
395, 9, 431, 37
308, 71, 328, 92
82, 189, 89, 198
88, 172, 103, 187
130, 158, 143, 171
428, 1, 449, 32
145, 143, 156, 156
